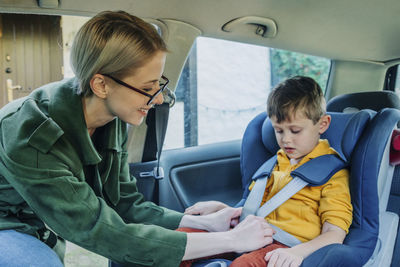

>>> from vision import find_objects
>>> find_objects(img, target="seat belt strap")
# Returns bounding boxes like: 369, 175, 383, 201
154, 103, 170, 179
243, 176, 306, 247
241, 154, 345, 220
240, 156, 277, 222
256, 177, 308, 218
241, 174, 307, 247
240, 175, 269, 221
269, 224, 302, 247
240, 154, 346, 247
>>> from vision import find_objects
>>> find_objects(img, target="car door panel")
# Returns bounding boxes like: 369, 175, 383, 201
152, 140, 243, 212
129, 161, 160, 203
170, 157, 242, 209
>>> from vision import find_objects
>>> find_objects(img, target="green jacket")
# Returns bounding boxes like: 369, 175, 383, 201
0, 78, 186, 266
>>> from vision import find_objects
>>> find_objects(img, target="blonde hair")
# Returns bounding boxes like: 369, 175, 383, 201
70, 11, 167, 96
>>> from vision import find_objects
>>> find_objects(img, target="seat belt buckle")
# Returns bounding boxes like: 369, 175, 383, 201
139, 166, 164, 180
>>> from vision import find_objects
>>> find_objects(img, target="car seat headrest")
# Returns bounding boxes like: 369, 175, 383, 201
261, 118, 280, 154
322, 111, 372, 161
261, 111, 373, 162
327, 91, 400, 112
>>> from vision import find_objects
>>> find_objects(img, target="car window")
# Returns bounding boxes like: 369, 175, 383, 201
394, 65, 400, 94
164, 37, 331, 149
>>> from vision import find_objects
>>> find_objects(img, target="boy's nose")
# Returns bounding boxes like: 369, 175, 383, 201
281, 134, 291, 144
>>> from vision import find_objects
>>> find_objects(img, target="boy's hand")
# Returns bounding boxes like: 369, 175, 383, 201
265, 247, 303, 267
184, 201, 229, 215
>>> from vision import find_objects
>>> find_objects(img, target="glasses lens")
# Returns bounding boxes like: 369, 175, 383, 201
162, 86, 176, 108
147, 76, 170, 106
147, 89, 160, 105
160, 77, 168, 89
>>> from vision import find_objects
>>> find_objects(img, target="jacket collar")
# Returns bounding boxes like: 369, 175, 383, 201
47, 78, 121, 165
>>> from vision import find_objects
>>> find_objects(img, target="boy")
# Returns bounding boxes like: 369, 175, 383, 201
184, 76, 353, 267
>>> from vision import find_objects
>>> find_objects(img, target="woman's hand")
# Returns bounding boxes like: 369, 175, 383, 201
179, 206, 240, 232
183, 214, 275, 260
184, 201, 229, 215
229, 215, 275, 253
202, 207, 241, 232
265, 247, 303, 267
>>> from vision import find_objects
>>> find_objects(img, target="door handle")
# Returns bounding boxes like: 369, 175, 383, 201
6, 79, 22, 102
222, 16, 277, 38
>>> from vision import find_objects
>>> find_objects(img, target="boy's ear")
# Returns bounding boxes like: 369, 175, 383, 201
319, 114, 331, 134
89, 74, 108, 99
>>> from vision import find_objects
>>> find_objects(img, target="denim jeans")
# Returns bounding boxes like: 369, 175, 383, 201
0, 230, 63, 267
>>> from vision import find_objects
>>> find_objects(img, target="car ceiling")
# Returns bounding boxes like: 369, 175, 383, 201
2, 0, 400, 64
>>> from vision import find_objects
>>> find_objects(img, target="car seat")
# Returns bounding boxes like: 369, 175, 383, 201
326, 91, 400, 113
197, 107, 400, 266
326, 90, 400, 266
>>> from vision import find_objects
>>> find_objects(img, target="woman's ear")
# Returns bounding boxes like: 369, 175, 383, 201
89, 74, 107, 99
319, 114, 331, 134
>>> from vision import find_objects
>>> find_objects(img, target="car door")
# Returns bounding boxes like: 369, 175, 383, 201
155, 140, 243, 212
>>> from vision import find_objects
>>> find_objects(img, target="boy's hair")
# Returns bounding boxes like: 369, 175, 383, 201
267, 76, 326, 124
70, 11, 167, 96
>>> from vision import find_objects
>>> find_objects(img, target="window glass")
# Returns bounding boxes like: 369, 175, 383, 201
164, 37, 331, 149
394, 65, 400, 94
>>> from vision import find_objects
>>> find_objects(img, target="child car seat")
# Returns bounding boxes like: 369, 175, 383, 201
197, 108, 400, 267
326, 91, 400, 113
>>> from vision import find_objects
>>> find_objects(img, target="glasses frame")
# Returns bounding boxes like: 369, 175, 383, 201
103, 74, 169, 106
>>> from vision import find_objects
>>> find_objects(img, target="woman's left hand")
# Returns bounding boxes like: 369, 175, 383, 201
202, 207, 242, 232
184, 201, 229, 215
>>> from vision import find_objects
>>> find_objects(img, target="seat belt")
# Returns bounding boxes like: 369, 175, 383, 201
240, 154, 346, 247
133, 102, 168, 204
152, 88, 176, 177
240, 156, 277, 220
256, 177, 308, 218
139, 87, 175, 180
140, 103, 169, 179
154, 103, 170, 178
240, 168, 305, 246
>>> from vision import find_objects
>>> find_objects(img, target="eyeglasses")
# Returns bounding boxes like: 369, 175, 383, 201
103, 74, 169, 106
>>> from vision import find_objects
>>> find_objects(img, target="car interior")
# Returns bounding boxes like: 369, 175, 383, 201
1, 0, 400, 266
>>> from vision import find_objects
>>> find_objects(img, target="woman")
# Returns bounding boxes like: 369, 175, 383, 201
0, 11, 273, 266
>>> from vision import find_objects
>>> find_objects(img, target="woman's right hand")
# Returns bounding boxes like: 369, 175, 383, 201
182, 214, 275, 260
184, 200, 229, 215
229, 215, 275, 253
